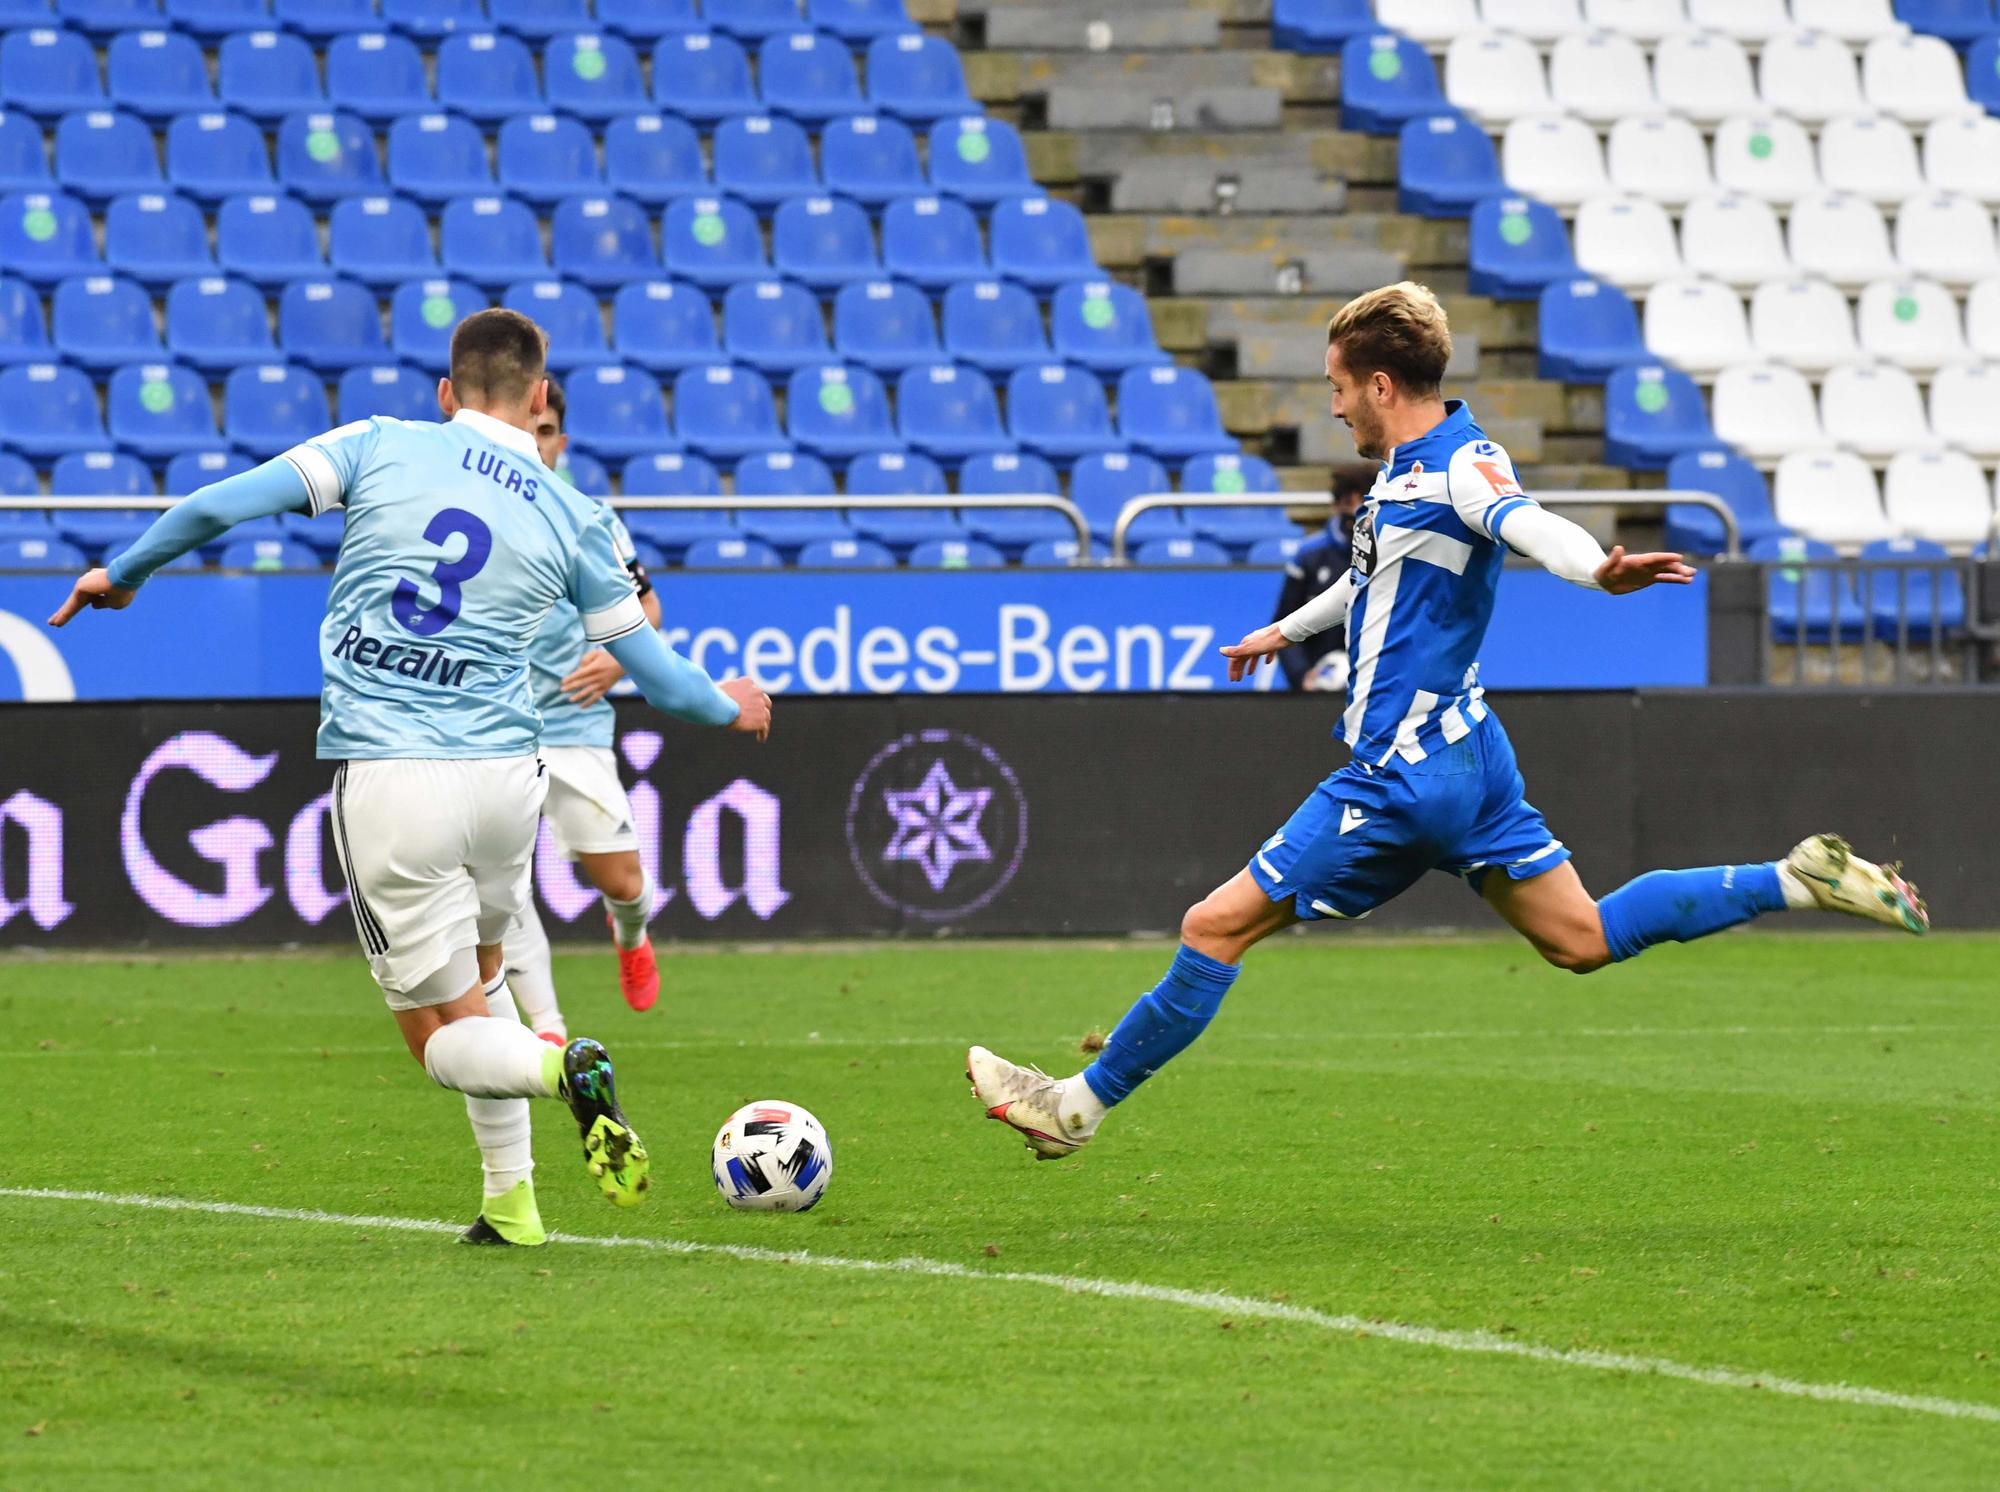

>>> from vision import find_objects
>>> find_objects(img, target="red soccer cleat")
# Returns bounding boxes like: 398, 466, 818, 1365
608, 914, 659, 1012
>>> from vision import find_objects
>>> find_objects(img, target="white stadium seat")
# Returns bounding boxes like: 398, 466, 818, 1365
1574, 194, 1682, 289
1446, 32, 1552, 125
1685, 0, 1790, 42
1787, 192, 1897, 291
1713, 114, 1820, 204
1481, 0, 1590, 43
1892, 191, 2000, 291
1652, 32, 1757, 126
1750, 275, 1861, 373
1922, 116, 2000, 208
1793, 0, 1911, 44
1773, 449, 1897, 547
1818, 113, 1923, 206
1606, 113, 1712, 206
1642, 275, 1752, 373
1929, 362, 2000, 458
1818, 361, 1932, 460
1502, 114, 1609, 208
1580, 0, 1690, 44
1711, 362, 1825, 460
1863, 33, 1975, 127
1962, 275, 2000, 357
1376, 0, 1482, 44
1761, 32, 1865, 125
1548, 31, 1656, 126
1681, 193, 1791, 288
1857, 276, 1966, 372
1884, 448, 1994, 547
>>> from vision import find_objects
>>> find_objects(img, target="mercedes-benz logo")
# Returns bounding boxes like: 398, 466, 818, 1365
845, 729, 1027, 922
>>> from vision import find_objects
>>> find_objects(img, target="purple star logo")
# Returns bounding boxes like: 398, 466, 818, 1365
881, 759, 993, 891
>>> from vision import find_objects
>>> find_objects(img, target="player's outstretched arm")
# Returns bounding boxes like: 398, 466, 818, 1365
1591, 543, 1698, 595
1221, 571, 1356, 681
602, 627, 771, 738
1496, 504, 1696, 594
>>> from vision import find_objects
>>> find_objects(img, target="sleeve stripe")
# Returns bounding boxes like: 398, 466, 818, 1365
281, 443, 343, 516
1485, 496, 1534, 542
582, 592, 649, 644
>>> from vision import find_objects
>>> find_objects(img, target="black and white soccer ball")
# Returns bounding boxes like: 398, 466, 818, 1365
711, 1100, 833, 1212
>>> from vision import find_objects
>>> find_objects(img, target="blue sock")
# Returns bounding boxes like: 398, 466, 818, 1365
1597, 863, 1787, 963
1082, 944, 1240, 1106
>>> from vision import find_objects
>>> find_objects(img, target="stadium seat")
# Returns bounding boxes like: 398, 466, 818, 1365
895, 361, 1013, 463
942, 278, 1051, 375
908, 537, 1001, 569
759, 30, 866, 123
1021, 536, 1104, 565
721, 277, 833, 375
1712, 114, 1819, 205
1134, 536, 1229, 567
683, 534, 782, 569
165, 0, 273, 40
276, 111, 381, 202
1605, 114, 1713, 207
1272, 0, 1377, 51
731, 449, 850, 552
326, 32, 430, 124
833, 277, 940, 372
2, 534, 88, 569
1762, 32, 1864, 125
1893, 0, 1999, 46
1923, 116, 2000, 209
0, 272, 48, 361
50, 450, 150, 503
990, 196, 1097, 295
216, 192, 325, 285
0, 108, 49, 193
785, 362, 897, 460
219, 535, 318, 569
382, 0, 485, 39
440, 196, 548, 288
1445, 31, 1549, 126
713, 114, 818, 210
958, 449, 1069, 554
545, 33, 649, 123
1968, 275, 2000, 356
611, 279, 722, 371
1750, 275, 1861, 375
1969, 36, 2000, 114
330, 195, 437, 287
661, 194, 768, 286
1601, 364, 1715, 469
495, 113, 604, 204
1652, 31, 1755, 127
1857, 276, 1966, 371
166, 111, 272, 201
0, 361, 104, 458
108, 30, 212, 121
107, 361, 219, 459
556, 448, 607, 494
566, 363, 674, 460
391, 276, 485, 363
435, 32, 541, 123
1, 189, 98, 283
792, 535, 891, 569
1710, 363, 1824, 462
1180, 451, 1297, 552
386, 112, 493, 203
553, 195, 659, 288
1246, 534, 1311, 567
1752, 533, 1866, 642
280, 277, 389, 371
674, 364, 787, 460
1, 28, 103, 119
272, 0, 378, 38
1573, 195, 1681, 291
846, 452, 964, 553
1796, 0, 1906, 39
820, 114, 923, 207
1788, 193, 1896, 291
602, 114, 703, 205
1502, 114, 1607, 211
1819, 113, 1922, 206
1466, 194, 1576, 300
1376, 0, 1477, 42
1399, 112, 1504, 217
1860, 535, 1966, 635
865, 32, 974, 124
1663, 448, 1784, 554
927, 116, 1037, 205
1680, 193, 1789, 290
1008, 363, 1121, 463
881, 194, 985, 289
1339, 32, 1447, 136
1049, 281, 1168, 376
809, 0, 913, 40
1928, 361, 2000, 459
1536, 277, 1647, 381
1894, 191, 2000, 289
166, 274, 275, 370
52, 273, 160, 369
654, 32, 759, 123
772, 194, 879, 291
1118, 366, 1235, 462
1773, 449, 1896, 546
1642, 277, 1753, 376
616, 451, 730, 558
53, 109, 161, 202
105, 191, 213, 285
218, 30, 321, 124
1882, 452, 1992, 548
1863, 33, 1970, 126
1546, 30, 1652, 127
505, 278, 614, 369
707, 0, 809, 40
0, 449, 36, 498
1071, 451, 1183, 544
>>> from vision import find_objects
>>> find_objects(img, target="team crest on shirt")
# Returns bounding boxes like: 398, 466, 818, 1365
1397, 461, 1425, 494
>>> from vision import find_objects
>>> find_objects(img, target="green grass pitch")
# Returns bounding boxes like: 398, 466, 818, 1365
3, 933, 1997, 1489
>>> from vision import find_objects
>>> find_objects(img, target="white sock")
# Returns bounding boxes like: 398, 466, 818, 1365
466, 975, 536, 1196
1058, 1074, 1109, 1131
423, 1010, 558, 1099
1775, 862, 1817, 910
505, 908, 566, 1039
604, 871, 653, 952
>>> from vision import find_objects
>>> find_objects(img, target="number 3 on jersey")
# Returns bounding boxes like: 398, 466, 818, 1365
393, 507, 493, 637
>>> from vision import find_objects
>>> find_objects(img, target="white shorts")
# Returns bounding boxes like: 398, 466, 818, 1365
540, 744, 638, 858
328, 755, 548, 1008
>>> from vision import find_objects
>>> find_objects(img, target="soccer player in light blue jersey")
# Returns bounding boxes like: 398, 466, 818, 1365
969, 282, 1929, 1161
49, 310, 773, 1243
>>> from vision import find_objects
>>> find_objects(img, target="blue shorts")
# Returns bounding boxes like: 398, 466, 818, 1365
1246, 717, 1570, 921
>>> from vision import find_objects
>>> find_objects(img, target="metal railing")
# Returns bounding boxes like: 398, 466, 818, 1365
1756, 554, 1986, 687
608, 492, 1092, 554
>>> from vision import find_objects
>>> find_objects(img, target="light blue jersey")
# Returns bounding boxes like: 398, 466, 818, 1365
286, 409, 650, 761
526, 506, 643, 750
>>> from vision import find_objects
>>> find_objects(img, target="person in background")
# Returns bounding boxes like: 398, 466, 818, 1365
1274, 463, 1373, 692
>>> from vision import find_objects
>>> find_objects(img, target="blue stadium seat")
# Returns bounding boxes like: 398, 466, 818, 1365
330, 194, 438, 287
617, 450, 731, 558
0, 535, 86, 568
845, 448, 962, 552
732, 449, 850, 551
864, 33, 972, 123
772, 194, 879, 290
1970, 38, 2000, 112
216, 192, 325, 285
1071, 450, 1182, 543
277, 111, 382, 201
0, 271, 48, 361
386, 112, 493, 203
1602, 364, 1715, 471
497, 112, 602, 204
1467, 194, 1576, 302
165, 0, 272, 38
0, 108, 49, 191
272, 0, 377, 37
1537, 277, 1648, 382
1398, 112, 1503, 218
1134, 536, 1228, 567
721, 277, 832, 374
895, 362, 1012, 463
675, 364, 786, 460
941, 278, 1049, 375
53, 109, 162, 202
107, 361, 219, 458
436, 32, 540, 122
758, 31, 867, 123
440, 195, 548, 287
338, 362, 433, 422
1049, 281, 1168, 375
810, 0, 913, 41
1007, 362, 1121, 463
1247, 534, 1308, 567
661, 194, 768, 286
653, 31, 758, 123
1339, 33, 1444, 134
280, 277, 390, 371
107, 30, 212, 121
786, 363, 897, 459
598, 0, 697, 40
51, 450, 151, 501
602, 113, 703, 204
561, 363, 674, 460
52, 273, 161, 369
708, 0, 809, 39
502, 278, 612, 369
552, 194, 657, 288
990, 196, 1096, 294
1178, 451, 1292, 540
545, 33, 649, 122
488, 0, 587, 40
909, 536, 1002, 568
218, 30, 321, 125
105, 191, 214, 285
166, 274, 277, 370
1273, 0, 1374, 52
1663, 449, 1785, 556
0, 362, 104, 459
713, 114, 818, 210
382, 0, 483, 39
165, 448, 252, 497
798, 535, 894, 568
612, 279, 722, 371
391, 276, 486, 362
0, 27, 103, 119
957, 448, 1068, 555
326, 32, 431, 124
928, 116, 1037, 205
0, 449, 37, 494
1898, 1, 2000, 47
1862, 537, 1965, 637
221, 535, 319, 569
683, 534, 782, 569
1117, 365, 1235, 462
819, 114, 923, 207
225, 362, 330, 457
833, 276, 938, 371
1, 189, 99, 283
56, 0, 162, 38
881, 194, 985, 290
1751, 535, 1865, 644
166, 110, 272, 201
556, 447, 607, 494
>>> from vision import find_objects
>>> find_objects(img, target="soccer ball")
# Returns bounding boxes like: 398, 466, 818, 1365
711, 1100, 833, 1212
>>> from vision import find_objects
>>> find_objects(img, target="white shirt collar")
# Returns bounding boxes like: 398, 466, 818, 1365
451, 407, 541, 461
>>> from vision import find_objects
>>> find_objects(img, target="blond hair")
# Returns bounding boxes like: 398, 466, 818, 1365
1325, 281, 1452, 400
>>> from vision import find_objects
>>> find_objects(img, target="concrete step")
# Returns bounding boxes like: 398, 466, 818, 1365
1028, 128, 1399, 191
966, 48, 1337, 106
1228, 329, 1480, 381
1171, 248, 1405, 297
1086, 212, 1459, 269
1159, 295, 1540, 352
1107, 162, 1347, 215
1045, 84, 1283, 131
1220, 377, 1582, 439
1297, 415, 1545, 466
978, 6, 1220, 49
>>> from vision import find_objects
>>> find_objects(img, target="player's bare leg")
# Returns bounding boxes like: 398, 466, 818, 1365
576, 848, 659, 1012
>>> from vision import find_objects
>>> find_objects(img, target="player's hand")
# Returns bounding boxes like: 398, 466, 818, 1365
47, 568, 135, 628
560, 648, 626, 706
720, 676, 772, 741
1220, 622, 1289, 681
1594, 545, 1697, 595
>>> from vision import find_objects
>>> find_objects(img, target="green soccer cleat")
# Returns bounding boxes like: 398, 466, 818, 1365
1784, 833, 1930, 935
460, 1178, 546, 1247
558, 1038, 650, 1208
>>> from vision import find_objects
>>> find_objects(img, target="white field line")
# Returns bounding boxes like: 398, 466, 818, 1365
3, 1185, 1996, 1428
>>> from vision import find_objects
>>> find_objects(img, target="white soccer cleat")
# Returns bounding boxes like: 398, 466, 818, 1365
1784, 833, 1929, 935
966, 1046, 1099, 1161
